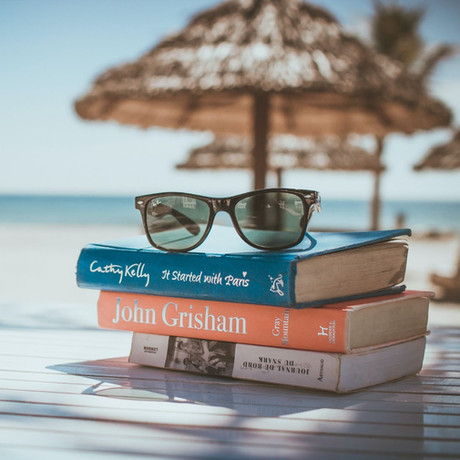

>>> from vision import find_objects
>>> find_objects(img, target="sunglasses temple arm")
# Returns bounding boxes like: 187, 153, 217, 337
313, 193, 321, 213
306, 194, 321, 221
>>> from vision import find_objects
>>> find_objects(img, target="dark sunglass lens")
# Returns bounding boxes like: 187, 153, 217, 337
234, 191, 306, 249
145, 195, 210, 250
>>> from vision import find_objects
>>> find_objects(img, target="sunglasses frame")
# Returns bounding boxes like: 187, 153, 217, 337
135, 188, 321, 252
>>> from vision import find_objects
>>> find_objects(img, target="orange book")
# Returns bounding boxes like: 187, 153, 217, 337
97, 290, 432, 352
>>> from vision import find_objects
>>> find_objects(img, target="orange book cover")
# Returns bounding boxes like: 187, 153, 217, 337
97, 290, 432, 352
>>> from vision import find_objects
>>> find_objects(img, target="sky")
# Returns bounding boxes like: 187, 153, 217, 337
1, 0, 460, 202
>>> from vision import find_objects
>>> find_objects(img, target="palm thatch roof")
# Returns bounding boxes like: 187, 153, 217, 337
177, 135, 385, 171
75, 0, 450, 137
74, 0, 452, 191
414, 129, 460, 170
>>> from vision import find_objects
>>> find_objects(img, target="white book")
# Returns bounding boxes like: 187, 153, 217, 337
129, 333, 427, 393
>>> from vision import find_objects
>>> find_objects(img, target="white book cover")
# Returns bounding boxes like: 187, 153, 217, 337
129, 333, 427, 392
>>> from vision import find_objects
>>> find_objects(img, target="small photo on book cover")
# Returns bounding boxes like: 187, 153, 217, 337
165, 336, 236, 377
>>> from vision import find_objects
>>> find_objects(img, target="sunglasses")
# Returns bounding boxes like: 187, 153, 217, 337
135, 188, 321, 252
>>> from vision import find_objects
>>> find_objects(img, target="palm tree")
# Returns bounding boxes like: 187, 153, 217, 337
372, 1, 424, 66
369, 1, 455, 230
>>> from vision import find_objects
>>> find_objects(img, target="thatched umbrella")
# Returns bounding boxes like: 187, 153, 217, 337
176, 134, 384, 186
413, 128, 460, 301
75, 0, 451, 196
414, 129, 460, 170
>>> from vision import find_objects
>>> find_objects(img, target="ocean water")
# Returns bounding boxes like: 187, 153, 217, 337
0, 194, 459, 234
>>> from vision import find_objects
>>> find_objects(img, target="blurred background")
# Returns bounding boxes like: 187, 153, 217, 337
0, 0, 460, 307
1, 0, 460, 232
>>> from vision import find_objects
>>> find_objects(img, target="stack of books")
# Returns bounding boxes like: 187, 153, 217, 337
76, 225, 432, 393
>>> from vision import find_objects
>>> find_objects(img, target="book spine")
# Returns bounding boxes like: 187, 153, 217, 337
98, 291, 348, 352
77, 246, 296, 307
129, 333, 342, 392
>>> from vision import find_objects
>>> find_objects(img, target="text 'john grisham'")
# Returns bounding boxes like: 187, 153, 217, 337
112, 298, 248, 334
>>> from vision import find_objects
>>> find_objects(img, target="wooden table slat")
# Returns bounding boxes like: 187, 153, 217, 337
1, 304, 459, 459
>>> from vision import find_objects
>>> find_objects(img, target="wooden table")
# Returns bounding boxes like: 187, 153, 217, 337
0, 301, 459, 459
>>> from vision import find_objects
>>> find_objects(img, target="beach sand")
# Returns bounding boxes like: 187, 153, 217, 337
0, 223, 141, 305
0, 223, 458, 327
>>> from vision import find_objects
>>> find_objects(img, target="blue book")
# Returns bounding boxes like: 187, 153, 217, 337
76, 226, 410, 308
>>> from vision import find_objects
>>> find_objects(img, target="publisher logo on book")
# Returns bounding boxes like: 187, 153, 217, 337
318, 320, 336, 344
268, 274, 284, 296
143, 346, 158, 354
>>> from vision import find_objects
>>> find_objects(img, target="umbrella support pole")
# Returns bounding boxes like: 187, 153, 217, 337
252, 92, 270, 190
371, 136, 385, 230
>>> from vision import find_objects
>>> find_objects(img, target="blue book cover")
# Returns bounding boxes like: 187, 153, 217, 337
76, 226, 410, 308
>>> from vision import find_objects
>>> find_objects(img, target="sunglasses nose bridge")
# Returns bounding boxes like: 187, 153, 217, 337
211, 198, 232, 214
